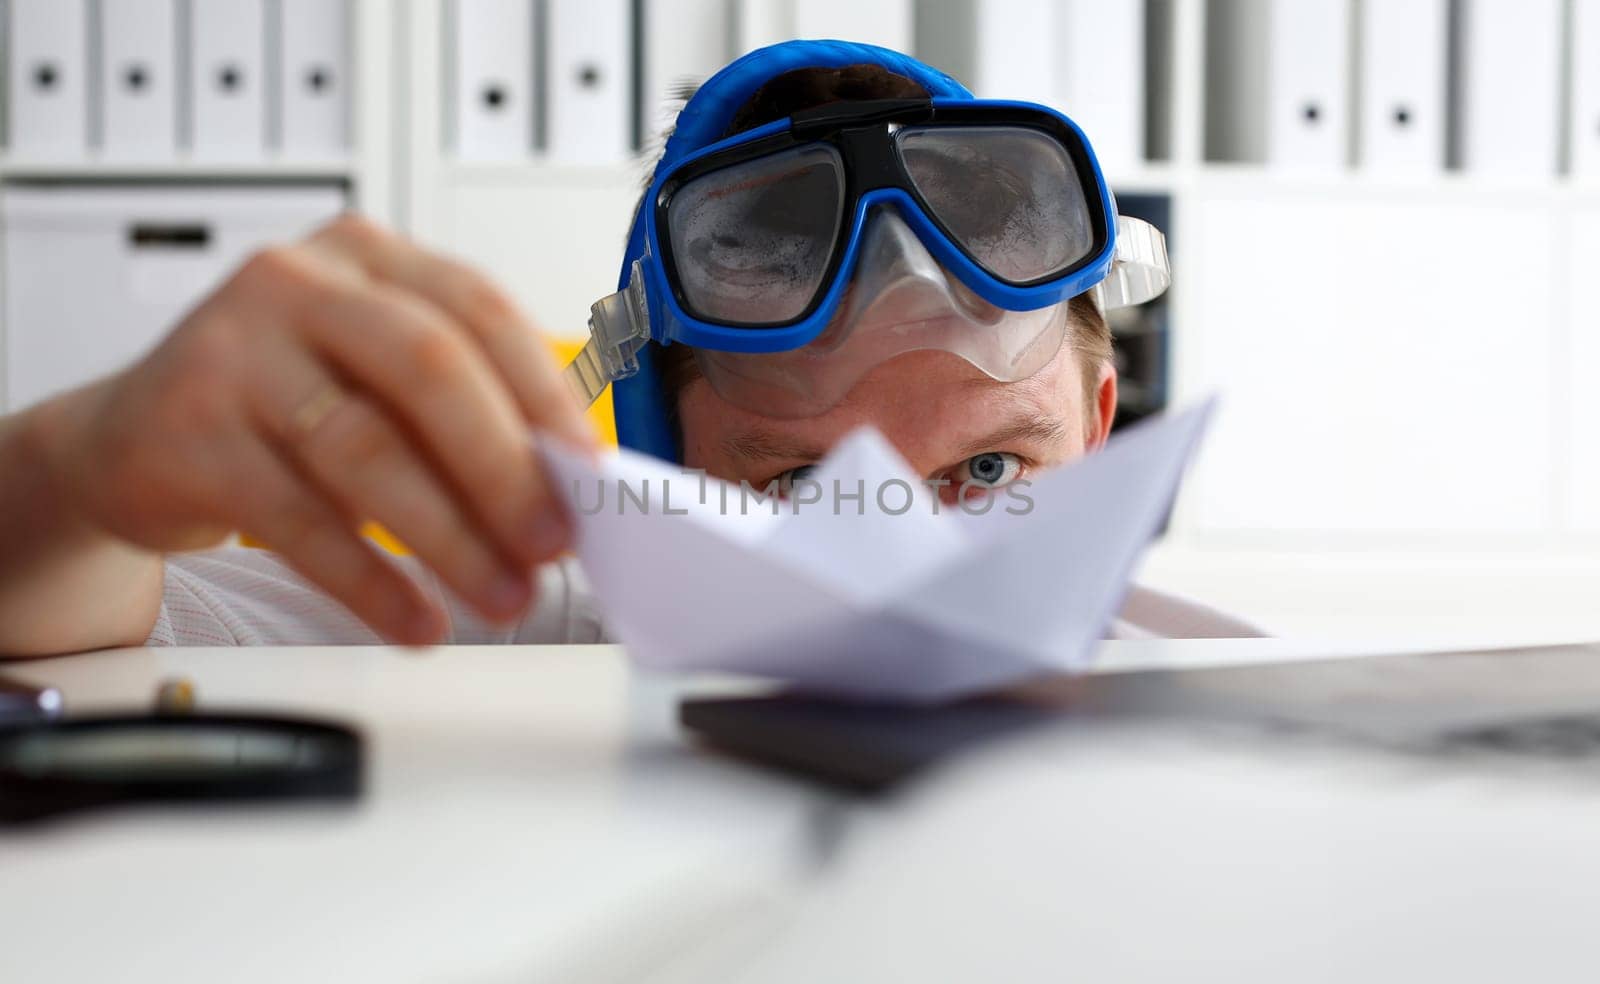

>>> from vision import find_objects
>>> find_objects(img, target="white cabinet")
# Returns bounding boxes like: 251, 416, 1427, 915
1569, 208, 1600, 531
425, 169, 641, 342
1177, 187, 1558, 536
1, 186, 345, 411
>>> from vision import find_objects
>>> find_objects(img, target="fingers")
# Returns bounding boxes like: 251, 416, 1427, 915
249, 339, 536, 623
309, 215, 597, 449
73, 218, 589, 645
293, 274, 574, 570
223, 437, 448, 646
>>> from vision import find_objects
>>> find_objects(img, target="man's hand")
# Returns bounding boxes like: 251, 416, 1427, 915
20, 213, 597, 646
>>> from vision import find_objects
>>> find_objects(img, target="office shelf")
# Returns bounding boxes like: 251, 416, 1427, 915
4, 0, 1594, 559
1179, 164, 1600, 205
439, 160, 645, 189
0, 0, 397, 417
0, 159, 357, 182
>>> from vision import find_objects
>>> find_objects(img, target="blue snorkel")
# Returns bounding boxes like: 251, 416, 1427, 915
613, 40, 974, 462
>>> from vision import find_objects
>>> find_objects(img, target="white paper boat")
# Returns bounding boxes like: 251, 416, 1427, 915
541, 400, 1214, 703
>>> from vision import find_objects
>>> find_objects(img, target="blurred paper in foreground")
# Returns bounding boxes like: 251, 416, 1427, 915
542, 401, 1213, 703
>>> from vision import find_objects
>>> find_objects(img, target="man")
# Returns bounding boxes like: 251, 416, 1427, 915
0, 41, 1253, 657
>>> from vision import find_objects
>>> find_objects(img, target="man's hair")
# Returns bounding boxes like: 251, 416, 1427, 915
647, 65, 1113, 428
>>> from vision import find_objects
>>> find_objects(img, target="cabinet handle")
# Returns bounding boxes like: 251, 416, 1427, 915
127, 224, 212, 249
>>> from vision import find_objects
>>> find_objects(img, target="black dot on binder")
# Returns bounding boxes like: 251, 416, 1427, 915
218, 64, 242, 92
578, 64, 602, 88
1301, 103, 1321, 125
125, 65, 149, 92
307, 67, 333, 94
32, 63, 57, 91
1393, 106, 1411, 127
483, 84, 507, 110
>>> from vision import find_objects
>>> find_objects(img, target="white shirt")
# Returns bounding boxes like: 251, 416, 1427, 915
146, 548, 1261, 647
146, 548, 608, 646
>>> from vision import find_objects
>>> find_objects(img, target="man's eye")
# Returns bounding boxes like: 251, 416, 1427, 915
953, 451, 1023, 489
775, 463, 819, 497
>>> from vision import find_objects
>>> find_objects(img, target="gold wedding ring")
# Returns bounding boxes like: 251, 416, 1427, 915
289, 384, 345, 438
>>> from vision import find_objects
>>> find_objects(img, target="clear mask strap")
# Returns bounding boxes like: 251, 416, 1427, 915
1093, 216, 1171, 311
561, 259, 651, 407
563, 338, 612, 408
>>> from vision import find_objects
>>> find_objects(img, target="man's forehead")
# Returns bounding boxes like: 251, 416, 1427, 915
719, 369, 1072, 465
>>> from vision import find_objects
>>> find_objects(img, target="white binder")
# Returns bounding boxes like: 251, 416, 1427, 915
546, 0, 630, 163
1574, 0, 1600, 177
977, 0, 1054, 99
640, 0, 728, 140
1265, 0, 1350, 170
792, 0, 912, 50
736, 0, 910, 54
1357, 0, 1446, 173
917, 0, 1055, 100
189, 0, 266, 158
1054, 0, 1144, 174
1457, 0, 1562, 176
100, 0, 177, 159
7, 0, 88, 159
452, 0, 534, 161
279, 0, 349, 157
736, 0, 791, 53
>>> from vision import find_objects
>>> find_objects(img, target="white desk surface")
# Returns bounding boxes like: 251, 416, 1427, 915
4, 639, 1600, 983
0, 645, 822, 984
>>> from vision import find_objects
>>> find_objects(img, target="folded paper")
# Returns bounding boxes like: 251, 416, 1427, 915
541, 401, 1214, 703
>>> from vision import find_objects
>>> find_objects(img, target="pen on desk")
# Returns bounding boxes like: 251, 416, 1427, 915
0, 675, 64, 723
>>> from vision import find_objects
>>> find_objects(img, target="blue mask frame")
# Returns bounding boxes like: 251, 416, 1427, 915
640, 97, 1116, 355
614, 40, 1072, 462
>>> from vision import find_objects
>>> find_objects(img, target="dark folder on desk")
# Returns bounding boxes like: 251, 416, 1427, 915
681, 643, 1600, 791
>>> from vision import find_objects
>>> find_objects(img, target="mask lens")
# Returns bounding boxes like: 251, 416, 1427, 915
666, 144, 846, 325
898, 125, 1095, 284
691, 211, 1075, 419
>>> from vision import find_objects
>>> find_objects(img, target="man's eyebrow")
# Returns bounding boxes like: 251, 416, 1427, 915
720, 428, 830, 464
953, 415, 1071, 458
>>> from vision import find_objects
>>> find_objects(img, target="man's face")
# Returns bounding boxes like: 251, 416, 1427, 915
678, 340, 1116, 503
